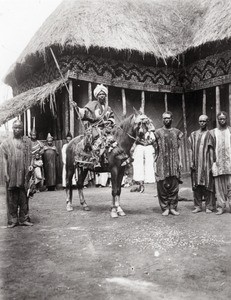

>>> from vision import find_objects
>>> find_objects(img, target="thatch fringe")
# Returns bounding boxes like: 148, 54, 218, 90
0, 78, 66, 126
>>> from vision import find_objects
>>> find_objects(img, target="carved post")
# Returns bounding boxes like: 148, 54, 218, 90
69, 80, 74, 136
202, 89, 206, 115
215, 86, 220, 127
164, 93, 168, 111
121, 88, 126, 118
141, 91, 145, 114
182, 93, 189, 171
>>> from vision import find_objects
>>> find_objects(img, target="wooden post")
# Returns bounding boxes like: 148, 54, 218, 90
26, 109, 31, 136
229, 84, 231, 125
164, 93, 168, 111
121, 88, 126, 118
216, 86, 220, 126
23, 111, 27, 137
202, 89, 206, 115
141, 91, 145, 114
69, 80, 74, 136
182, 93, 189, 172
88, 82, 92, 101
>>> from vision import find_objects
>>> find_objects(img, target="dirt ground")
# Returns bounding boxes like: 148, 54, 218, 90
0, 176, 231, 300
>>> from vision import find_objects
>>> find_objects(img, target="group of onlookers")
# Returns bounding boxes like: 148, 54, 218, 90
156, 110, 231, 217
189, 112, 231, 216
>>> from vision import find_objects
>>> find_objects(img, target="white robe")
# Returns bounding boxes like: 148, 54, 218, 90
132, 144, 155, 183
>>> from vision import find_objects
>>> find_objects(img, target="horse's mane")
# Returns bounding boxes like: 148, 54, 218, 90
113, 114, 135, 135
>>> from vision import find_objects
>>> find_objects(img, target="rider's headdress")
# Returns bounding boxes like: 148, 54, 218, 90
93, 84, 108, 99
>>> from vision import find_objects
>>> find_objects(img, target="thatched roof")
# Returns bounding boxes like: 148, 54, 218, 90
5, 0, 213, 85
0, 78, 66, 126
193, 0, 231, 47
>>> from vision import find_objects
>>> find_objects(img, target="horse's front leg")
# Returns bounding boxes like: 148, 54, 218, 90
110, 166, 126, 217
110, 166, 119, 218
115, 166, 126, 216
77, 168, 90, 211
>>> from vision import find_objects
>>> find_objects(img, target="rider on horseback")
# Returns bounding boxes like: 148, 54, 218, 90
75, 84, 130, 168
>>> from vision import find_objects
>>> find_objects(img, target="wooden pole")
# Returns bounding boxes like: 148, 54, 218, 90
215, 86, 220, 127
141, 91, 145, 114
26, 109, 31, 136
164, 93, 168, 111
121, 88, 126, 118
69, 80, 74, 136
182, 93, 189, 172
88, 82, 92, 101
229, 84, 231, 126
202, 89, 206, 115
64, 92, 69, 136
23, 111, 27, 137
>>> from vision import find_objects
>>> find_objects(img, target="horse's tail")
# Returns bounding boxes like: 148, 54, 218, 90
66, 135, 84, 171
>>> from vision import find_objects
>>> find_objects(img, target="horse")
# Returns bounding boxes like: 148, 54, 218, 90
65, 112, 154, 218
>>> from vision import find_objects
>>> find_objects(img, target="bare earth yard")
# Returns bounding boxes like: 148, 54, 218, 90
0, 177, 231, 300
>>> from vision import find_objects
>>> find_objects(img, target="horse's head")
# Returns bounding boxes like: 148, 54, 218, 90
133, 113, 155, 140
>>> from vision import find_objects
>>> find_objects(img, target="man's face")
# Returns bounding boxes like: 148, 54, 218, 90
218, 115, 227, 127
13, 125, 23, 138
97, 91, 106, 105
31, 133, 37, 140
198, 116, 207, 129
47, 138, 53, 145
163, 113, 172, 127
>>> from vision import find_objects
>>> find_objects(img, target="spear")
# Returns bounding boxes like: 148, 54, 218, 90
49, 48, 84, 126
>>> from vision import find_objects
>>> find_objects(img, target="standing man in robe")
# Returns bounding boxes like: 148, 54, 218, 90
131, 115, 156, 193
43, 133, 59, 191
154, 111, 183, 216
211, 111, 231, 215
1, 120, 33, 227
188, 115, 215, 213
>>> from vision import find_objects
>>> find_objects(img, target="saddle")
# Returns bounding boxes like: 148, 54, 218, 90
74, 125, 130, 169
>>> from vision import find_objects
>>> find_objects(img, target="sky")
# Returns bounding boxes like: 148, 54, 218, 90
0, 0, 62, 105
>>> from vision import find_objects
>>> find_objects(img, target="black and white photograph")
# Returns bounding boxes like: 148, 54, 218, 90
0, 0, 231, 299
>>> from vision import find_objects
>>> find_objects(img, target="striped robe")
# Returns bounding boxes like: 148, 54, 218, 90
188, 130, 214, 192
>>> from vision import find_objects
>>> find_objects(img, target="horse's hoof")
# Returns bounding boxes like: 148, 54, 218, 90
111, 208, 118, 218
117, 206, 126, 216
140, 185, 145, 193
83, 205, 90, 211
66, 203, 73, 212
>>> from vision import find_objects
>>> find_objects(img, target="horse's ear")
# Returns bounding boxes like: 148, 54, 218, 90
133, 107, 142, 116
